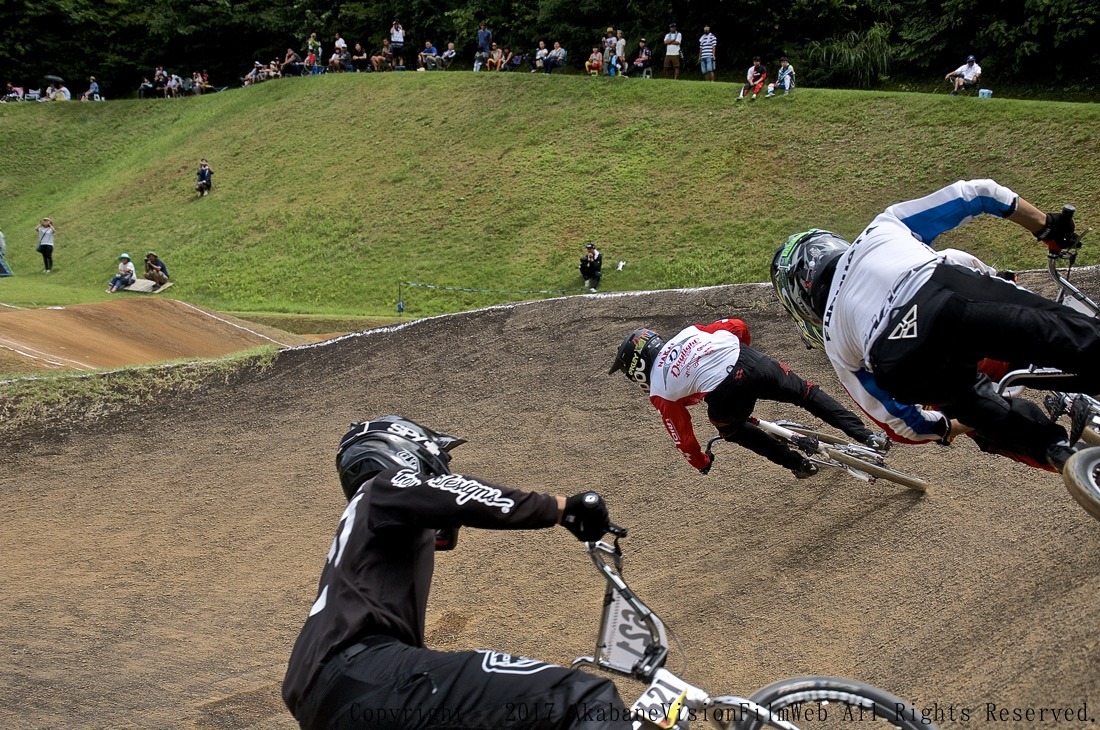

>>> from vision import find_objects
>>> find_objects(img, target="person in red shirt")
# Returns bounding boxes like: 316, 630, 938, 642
609, 319, 887, 477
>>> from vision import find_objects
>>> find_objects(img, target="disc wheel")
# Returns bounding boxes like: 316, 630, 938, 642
737, 675, 937, 730
825, 448, 929, 492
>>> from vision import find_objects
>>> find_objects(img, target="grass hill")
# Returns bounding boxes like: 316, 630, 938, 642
1, 72, 1098, 318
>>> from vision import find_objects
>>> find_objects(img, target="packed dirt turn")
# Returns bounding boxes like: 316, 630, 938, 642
2, 276, 1100, 729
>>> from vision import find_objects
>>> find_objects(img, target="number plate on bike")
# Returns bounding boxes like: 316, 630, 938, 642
630, 671, 690, 729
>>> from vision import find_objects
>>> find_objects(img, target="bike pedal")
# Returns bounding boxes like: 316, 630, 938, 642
792, 434, 819, 454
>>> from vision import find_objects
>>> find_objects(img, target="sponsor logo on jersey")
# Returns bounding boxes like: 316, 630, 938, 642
395, 450, 421, 472
426, 475, 516, 513
888, 304, 919, 340
390, 468, 423, 488
477, 650, 558, 675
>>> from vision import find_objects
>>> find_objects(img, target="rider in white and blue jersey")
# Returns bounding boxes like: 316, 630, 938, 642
772, 179, 1098, 472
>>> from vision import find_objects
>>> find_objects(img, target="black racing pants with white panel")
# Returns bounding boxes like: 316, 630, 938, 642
869, 263, 1100, 464
705, 346, 874, 470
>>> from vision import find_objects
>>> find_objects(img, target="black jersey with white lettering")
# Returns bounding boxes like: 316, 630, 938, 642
282, 467, 559, 714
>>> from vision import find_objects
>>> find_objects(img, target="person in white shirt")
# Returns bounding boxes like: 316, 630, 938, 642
771, 179, 1098, 473
390, 21, 406, 68
946, 55, 982, 94
663, 22, 682, 79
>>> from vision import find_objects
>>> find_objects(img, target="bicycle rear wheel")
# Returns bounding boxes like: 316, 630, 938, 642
825, 448, 929, 492
1063, 447, 1100, 522
737, 675, 936, 730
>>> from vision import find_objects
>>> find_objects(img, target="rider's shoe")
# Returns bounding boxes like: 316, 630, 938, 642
1068, 396, 1092, 446
1047, 442, 1080, 474
863, 432, 891, 453
792, 458, 819, 479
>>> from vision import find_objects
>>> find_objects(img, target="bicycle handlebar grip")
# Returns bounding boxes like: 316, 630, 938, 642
1063, 204, 1076, 221
608, 523, 628, 537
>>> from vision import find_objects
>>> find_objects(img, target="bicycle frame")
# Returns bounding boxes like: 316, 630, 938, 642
573, 538, 799, 730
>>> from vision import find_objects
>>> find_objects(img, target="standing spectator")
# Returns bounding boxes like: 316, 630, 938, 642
586, 46, 603, 75
390, 21, 406, 68
440, 41, 457, 70
624, 38, 652, 77
475, 20, 492, 71
767, 57, 795, 95
280, 416, 621, 730
946, 55, 982, 94
602, 27, 617, 70
334, 32, 347, 52
195, 159, 213, 196
106, 253, 136, 294
663, 23, 682, 79
351, 43, 370, 72
34, 218, 55, 273
81, 76, 100, 100
738, 56, 767, 99
529, 40, 548, 72
543, 41, 567, 74
0, 227, 10, 277
144, 252, 170, 289
614, 30, 627, 77
580, 242, 603, 292
307, 32, 321, 59
699, 25, 717, 81
419, 40, 440, 70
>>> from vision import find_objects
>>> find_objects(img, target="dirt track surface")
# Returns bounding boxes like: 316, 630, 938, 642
0, 298, 313, 373
3, 275, 1100, 729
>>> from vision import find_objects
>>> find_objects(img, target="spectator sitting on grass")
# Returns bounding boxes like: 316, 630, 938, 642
503, 46, 523, 71
106, 253, 135, 294
767, 57, 795, 96
486, 43, 504, 71
281, 48, 303, 76
544, 41, 567, 73
351, 43, 370, 72
329, 46, 350, 73
371, 39, 393, 71
738, 56, 767, 99
586, 46, 603, 75
144, 252, 169, 289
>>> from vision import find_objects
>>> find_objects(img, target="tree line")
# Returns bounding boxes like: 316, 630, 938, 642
2, 0, 1096, 96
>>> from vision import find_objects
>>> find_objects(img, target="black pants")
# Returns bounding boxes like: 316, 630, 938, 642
869, 264, 1100, 463
705, 346, 873, 469
40, 245, 53, 271
295, 638, 631, 730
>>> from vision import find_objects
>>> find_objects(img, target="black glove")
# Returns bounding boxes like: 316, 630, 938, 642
562, 491, 610, 541
791, 458, 819, 479
699, 452, 714, 475
1035, 211, 1077, 252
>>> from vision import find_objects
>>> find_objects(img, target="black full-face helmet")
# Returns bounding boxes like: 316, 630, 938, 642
770, 229, 851, 349
608, 328, 665, 391
336, 415, 465, 501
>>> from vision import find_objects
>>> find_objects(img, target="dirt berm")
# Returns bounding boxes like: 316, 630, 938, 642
2, 277, 1099, 729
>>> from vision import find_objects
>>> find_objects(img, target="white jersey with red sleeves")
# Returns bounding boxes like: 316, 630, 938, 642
648, 319, 751, 470
822, 178, 1018, 443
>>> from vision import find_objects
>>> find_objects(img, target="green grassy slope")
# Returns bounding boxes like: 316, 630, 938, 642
1, 73, 1098, 316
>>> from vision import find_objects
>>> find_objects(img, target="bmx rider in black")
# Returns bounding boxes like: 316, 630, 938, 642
283, 415, 629, 729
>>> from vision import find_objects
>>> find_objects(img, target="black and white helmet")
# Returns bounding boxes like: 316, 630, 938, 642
336, 415, 465, 501
608, 328, 665, 390
770, 229, 851, 349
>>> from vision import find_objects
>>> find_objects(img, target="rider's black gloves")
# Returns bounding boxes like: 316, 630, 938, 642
792, 458, 818, 479
1035, 211, 1077, 252
562, 491, 610, 541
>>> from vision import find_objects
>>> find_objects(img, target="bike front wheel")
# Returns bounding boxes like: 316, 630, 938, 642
1063, 447, 1100, 522
737, 675, 937, 730
825, 448, 929, 492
